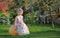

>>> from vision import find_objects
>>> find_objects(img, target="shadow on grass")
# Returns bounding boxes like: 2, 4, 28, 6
0, 30, 60, 38
31, 30, 60, 36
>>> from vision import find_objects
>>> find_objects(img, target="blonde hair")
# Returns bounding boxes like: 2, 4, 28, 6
16, 8, 23, 13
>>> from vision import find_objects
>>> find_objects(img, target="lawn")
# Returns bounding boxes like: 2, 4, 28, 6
0, 24, 60, 38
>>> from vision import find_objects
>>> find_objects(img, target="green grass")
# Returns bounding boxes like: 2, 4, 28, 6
0, 24, 60, 38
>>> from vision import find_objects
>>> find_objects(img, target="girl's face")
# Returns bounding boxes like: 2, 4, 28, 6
17, 8, 23, 15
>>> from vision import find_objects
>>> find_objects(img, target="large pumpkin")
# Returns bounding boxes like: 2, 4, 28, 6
9, 25, 18, 35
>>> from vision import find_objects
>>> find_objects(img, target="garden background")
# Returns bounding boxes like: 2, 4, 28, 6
0, 0, 60, 38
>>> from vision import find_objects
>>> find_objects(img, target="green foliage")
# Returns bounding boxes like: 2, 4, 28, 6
43, 5, 51, 11
14, 0, 25, 7
0, 11, 3, 16
0, 13, 8, 24
0, 0, 60, 24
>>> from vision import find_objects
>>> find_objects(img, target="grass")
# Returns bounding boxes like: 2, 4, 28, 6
0, 24, 60, 38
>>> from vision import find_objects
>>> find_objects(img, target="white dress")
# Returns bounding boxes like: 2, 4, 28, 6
16, 16, 30, 35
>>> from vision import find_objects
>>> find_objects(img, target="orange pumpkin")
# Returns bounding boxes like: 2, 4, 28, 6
9, 25, 18, 35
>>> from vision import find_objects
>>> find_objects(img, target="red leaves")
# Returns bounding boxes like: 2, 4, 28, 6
0, 0, 8, 12
0, 0, 5, 2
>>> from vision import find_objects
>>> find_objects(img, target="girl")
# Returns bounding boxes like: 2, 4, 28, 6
9, 8, 30, 35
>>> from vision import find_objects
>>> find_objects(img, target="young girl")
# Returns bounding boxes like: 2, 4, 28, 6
14, 8, 30, 35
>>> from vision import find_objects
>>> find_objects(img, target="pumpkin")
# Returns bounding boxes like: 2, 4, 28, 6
9, 25, 18, 35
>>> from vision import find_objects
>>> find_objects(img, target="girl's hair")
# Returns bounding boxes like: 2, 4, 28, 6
16, 8, 23, 13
